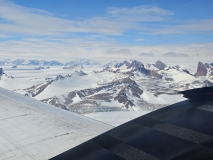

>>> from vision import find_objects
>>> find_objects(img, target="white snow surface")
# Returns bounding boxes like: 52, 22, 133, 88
0, 61, 210, 129
84, 111, 149, 127
141, 89, 186, 104
35, 71, 118, 100
159, 68, 196, 83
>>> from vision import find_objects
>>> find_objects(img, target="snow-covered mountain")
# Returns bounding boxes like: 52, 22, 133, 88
194, 61, 213, 79
0, 59, 101, 67
65, 59, 101, 66
103, 61, 118, 68
12, 59, 25, 65
1, 59, 212, 115
154, 60, 167, 70
0, 59, 64, 66
17, 60, 213, 112
0, 59, 11, 65
0, 68, 14, 79
21, 60, 64, 66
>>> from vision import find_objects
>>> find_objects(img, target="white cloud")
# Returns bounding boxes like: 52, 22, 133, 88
0, 34, 12, 38
0, 0, 212, 63
151, 19, 213, 34
0, 36, 212, 62
105, 49, 132, 55
0, 0, 211, 37
161, 52, 188, 57
0, 1, 174, 36
130, 43, 213, 57
0, 0, 116, 35
135, 38, 145, 41
139, 52, 155, 57
107, 5, 173, 22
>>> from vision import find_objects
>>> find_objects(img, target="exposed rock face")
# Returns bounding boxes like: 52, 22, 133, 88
41, 76, 143, 110
0, 68, 3, 76
24, 80, 53, 97
114, 60, 144, 70
202, 80, 213, 87
41, 97, 67, 110
72, 70, 87, 76
113, 60, 150, 76
150, 71, 163, 79
194, 62, 207, 76
155, 60, 166, 70
127, 60, 144, 69
55, 75, 65, 81
0, 68, 7, 78
114, 88, 134, 109
205, 63, 212, 69
35, 66, 44, 70
128, 60, 150, 75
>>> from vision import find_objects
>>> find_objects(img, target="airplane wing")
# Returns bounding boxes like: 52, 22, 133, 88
0, 87, 113, 160
51, 87, 213, 160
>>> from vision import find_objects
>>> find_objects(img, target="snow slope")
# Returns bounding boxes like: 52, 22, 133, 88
0, 59, 212, 122
85, 111, 149, 127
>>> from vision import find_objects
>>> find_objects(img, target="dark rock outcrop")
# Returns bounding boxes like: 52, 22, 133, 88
73, 70, 87, 76
114, 60, 150, 75
127, 60, 144, 69
202, 80, 213, 87
24, 80, 53, 97
0, 68, 4, 76
114, 60, 144, 70
194, 62, 207, 76
155, 60, 166, 70
55, 75, 65, 81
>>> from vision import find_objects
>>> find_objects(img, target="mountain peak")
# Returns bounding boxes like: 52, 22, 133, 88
114, 60, 144, 69
55, 75, 65, 81
154, 60, 166, 70
194, 61, 207, 76
66, 59, 100, 66
0, 68, 8, 77
73, 70, 87, 76
0, 68, 4, 76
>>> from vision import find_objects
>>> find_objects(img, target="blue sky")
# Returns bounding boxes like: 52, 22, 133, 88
0, 0, 212, 61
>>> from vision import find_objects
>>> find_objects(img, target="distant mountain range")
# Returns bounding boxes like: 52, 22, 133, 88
1, 59, 213, 115
5, 59, 211, 114
0, 68, 14, 79
0, 59, 101, 66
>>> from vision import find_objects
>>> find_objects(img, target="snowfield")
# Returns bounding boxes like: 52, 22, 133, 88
141, 89, 186, 104
0, 58, 212, 126
84, 111, 149, 127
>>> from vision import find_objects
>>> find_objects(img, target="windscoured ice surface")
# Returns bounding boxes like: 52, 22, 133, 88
0, 59, 213, 125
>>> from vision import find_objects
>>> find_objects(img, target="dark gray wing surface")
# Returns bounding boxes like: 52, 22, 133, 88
51, 87, 213, 160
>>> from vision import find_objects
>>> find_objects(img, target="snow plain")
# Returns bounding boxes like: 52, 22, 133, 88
0, 59, 203, 126
84, 111, 149, 126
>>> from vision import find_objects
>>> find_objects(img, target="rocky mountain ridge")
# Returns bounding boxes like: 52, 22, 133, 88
19, 60, 213, 114
194, 61, 213, 78
0, 59, 101, 66
1, 59, 212, 115
0, 68, 14, 79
